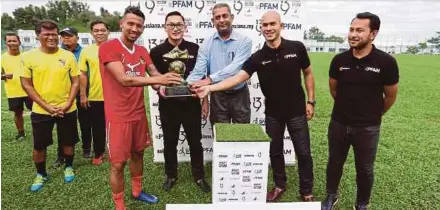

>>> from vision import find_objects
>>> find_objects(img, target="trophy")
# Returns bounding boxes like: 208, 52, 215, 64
163, 47, 192, 98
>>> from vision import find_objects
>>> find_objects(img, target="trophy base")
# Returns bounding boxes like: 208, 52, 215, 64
164, 86, 193, 98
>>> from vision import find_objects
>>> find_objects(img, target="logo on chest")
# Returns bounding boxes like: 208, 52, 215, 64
124, 56, 145, 77
365, 66, 380, 73
284, 54, 297, 59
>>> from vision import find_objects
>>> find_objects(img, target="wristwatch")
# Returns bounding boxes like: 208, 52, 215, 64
307, 100, 316, 107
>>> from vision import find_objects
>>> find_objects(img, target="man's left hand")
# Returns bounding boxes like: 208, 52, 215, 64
306, 104, 314, 120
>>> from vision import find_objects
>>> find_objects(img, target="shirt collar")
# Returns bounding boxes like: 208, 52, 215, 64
262, 37, 286, 53
164, 38, 186, 49
214, 30, 239, 41
349, 44, 377, 60
61, 43, 82, 53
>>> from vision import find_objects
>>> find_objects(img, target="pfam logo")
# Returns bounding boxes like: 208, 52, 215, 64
256, 1, 290, 15
195, 21, 214, 29
145, 0, 167, 15
169, 0, 206, 13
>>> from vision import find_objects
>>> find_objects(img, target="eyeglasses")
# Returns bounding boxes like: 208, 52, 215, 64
165, 24, 185, 30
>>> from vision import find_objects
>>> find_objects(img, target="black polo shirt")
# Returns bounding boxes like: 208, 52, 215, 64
150, 39, 200, 109
242, 38, 311, 119
329, 45, 399, 126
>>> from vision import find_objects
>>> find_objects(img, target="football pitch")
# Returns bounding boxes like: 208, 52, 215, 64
1, 53, 439, 210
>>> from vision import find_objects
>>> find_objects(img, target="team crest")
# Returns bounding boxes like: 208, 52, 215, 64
140, 56, 145, 64
58, 59, 66, 66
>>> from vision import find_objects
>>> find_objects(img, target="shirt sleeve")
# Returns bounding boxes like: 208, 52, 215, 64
142, 47, 153, 66
99, 43, 121, 65
298, 42, 311, 69
78, 50, 88, 72
186, 39, 210, 83
242, 55, 257, 77
329, 56, 339, 79
69, 53, 80, 77
381, 56, 399, 85
209, 36, 252, 83
18, 54, 32, 78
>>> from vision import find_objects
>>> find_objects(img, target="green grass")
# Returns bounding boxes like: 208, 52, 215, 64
2, 53, 440, 209
215, 123, 270, 142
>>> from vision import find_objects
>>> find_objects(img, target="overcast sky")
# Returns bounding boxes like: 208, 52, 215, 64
2, 0, 440, 42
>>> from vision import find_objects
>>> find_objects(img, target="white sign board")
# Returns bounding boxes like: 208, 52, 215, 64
212, 141, 270, 203
167, 202, 321, 210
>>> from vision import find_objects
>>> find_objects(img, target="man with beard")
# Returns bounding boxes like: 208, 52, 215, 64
78, 20, 110, 165
98, 6, 182, 210
194, 11, 317, 202
1, 32, 32, 140
187, 3, 252, 124
150, 11, 210, 192
321, 12, 399, 210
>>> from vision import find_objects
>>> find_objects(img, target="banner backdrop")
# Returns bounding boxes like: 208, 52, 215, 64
140, 0, 305, 164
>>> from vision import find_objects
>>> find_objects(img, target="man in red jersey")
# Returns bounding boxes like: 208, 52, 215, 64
98, 6, 182, 210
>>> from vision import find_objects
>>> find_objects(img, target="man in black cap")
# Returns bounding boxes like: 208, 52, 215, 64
53, 27, 91, 167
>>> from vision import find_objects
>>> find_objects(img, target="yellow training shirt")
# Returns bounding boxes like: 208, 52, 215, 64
18, 48, 80, 115
1, 52, 28, 98
78, 44, 104, 101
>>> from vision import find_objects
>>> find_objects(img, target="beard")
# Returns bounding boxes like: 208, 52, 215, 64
350, 39, 370, 50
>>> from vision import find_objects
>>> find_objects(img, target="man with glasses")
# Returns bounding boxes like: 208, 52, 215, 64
150, 11, 210, 192
78, 20, 110, 165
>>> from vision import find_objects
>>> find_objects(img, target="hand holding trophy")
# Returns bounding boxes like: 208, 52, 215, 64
162, 48, 193, 98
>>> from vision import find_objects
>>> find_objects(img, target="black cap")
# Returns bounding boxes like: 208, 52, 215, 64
60, 27, 78, 36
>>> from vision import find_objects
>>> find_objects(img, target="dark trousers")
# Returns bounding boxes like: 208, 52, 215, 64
326, 119, 380, 205
58, 104, 91, 159
160, 100, 204, 181
266, 115, 314, 196
88, 101, 106, 157
210, 85, 250, 124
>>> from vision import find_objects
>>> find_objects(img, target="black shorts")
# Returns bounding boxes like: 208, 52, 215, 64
8, 97, 32, 112
31, 111, 79, 151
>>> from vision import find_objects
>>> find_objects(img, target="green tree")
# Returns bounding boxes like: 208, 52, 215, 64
307, 26, 325, 41
1, 13, 16, 31
406, 46, 419, 54
427, 31, 440, 49
325, 35, 344, 43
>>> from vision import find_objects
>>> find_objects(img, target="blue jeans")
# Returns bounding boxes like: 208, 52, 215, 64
266, 115, 314, 196
326, 119, 381, 205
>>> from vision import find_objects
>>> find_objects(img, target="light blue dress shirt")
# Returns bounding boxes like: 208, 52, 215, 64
187, 30, 252, 90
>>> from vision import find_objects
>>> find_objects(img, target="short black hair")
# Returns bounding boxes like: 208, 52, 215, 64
352, 12, 381, 32
35, 19, 59, 35
4, 32, 20, 42
124, 6, 145, 20
90, 19, 109, 31
165, 11, 185, 23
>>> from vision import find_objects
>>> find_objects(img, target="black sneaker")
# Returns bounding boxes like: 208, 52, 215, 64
15, 132, 26, 140
196, 179, 211, 193
52, 158, 65, 168
354, 204, 368, 210
321, 194, 339, 210
163, 177, 177, 191
83, 150, 93, 159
